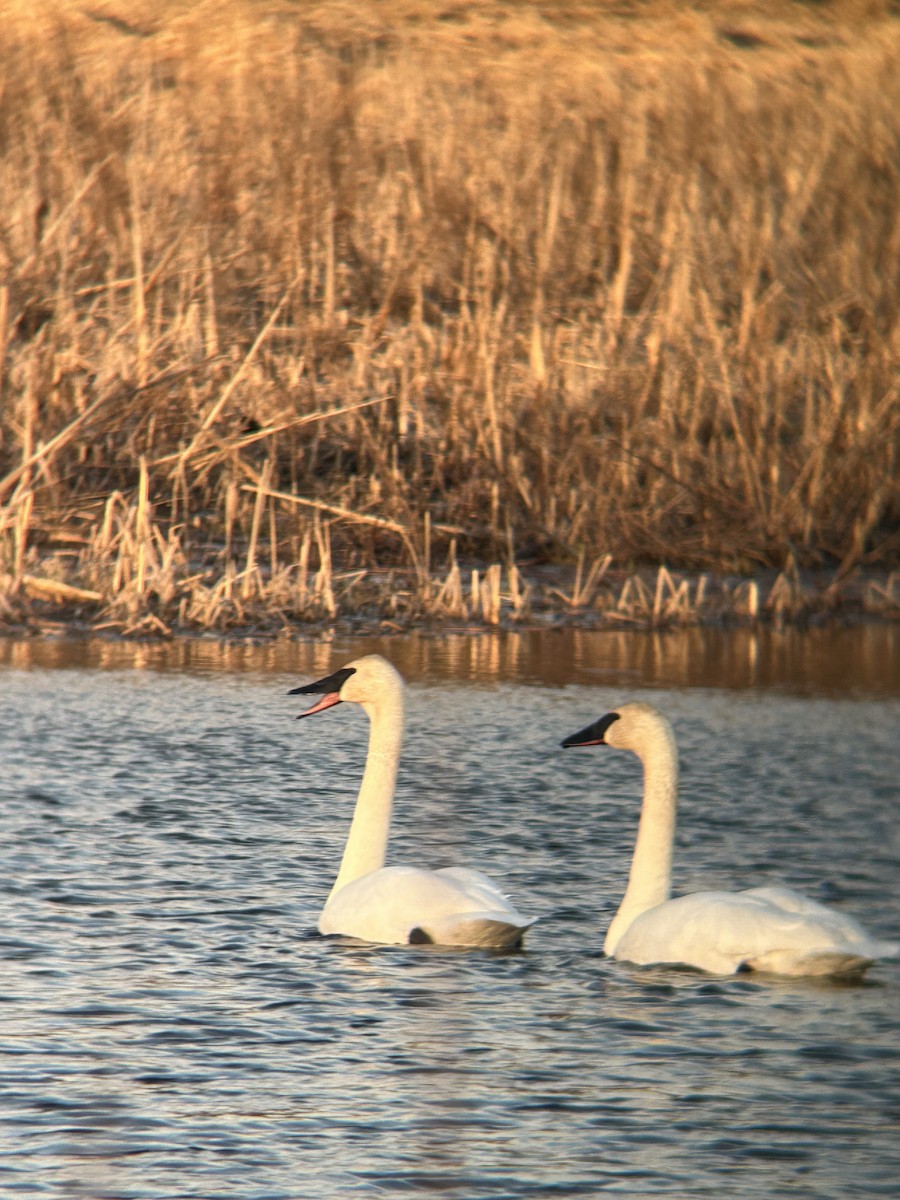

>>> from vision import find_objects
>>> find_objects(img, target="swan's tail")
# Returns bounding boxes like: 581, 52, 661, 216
749, 940, 899, 978
410, 913, 537, 949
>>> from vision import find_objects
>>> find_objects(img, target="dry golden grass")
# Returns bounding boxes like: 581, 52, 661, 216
1, 0, 899, 634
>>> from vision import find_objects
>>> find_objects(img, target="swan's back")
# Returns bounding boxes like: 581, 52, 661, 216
614, 886, 899, 977
319, 864, 535, 948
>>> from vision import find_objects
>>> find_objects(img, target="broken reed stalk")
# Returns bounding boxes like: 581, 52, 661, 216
0, 390, 114, 503
244, 484, 420, 569
480, 563, 502, 625
128, 161, 149, 390
13, 491, 33, 583
0, 285, 8, 393
135, 457, 150, 599
188, 396, 390, 476
242, 461, 271, 600
313, 516, 336, 617
550, 553, 613, 608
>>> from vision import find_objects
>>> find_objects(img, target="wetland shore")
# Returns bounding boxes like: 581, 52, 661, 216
2, 2, 898, 641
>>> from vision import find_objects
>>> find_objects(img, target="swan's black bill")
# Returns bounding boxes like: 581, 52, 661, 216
561, 710, 620, 748
289, 666, 356, 719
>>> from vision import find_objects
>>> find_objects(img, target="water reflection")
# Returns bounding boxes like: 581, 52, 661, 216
2, 622, 899, 694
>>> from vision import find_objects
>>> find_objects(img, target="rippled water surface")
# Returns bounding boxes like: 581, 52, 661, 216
1, 629, 898, 1199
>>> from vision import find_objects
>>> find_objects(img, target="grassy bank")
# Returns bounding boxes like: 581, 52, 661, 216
1, 0, 899, 636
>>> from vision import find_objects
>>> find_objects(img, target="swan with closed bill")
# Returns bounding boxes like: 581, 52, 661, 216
290, 655, 535, 949
562, 701, 897, 977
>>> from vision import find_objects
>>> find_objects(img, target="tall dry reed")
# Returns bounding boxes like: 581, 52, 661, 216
1, 0, 898, 631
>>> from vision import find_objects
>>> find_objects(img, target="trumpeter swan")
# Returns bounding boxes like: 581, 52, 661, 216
562, 702, 898, 977
290, 655, 535, 949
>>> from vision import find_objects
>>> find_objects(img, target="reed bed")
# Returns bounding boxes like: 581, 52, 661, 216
1, 0, 899, 636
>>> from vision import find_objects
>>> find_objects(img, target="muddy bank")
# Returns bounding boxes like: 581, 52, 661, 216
1, 561, 897, 643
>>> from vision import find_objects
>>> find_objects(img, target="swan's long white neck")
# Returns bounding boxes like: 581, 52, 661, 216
328, 688, 404, 900
604, 722, 677, 955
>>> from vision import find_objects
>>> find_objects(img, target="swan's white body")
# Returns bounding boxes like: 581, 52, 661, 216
562, 702, 897, 977
290, 655, 534, 949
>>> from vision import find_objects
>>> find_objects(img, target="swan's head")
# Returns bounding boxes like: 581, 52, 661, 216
561, 701, 674, 758
288, 654, 404, 721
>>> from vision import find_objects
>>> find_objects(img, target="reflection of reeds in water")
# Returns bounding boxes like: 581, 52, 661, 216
3, 622, 898, 701
1, 1, 899, 634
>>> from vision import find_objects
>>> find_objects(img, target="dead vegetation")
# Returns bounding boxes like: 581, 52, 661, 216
1, 0, 899, 636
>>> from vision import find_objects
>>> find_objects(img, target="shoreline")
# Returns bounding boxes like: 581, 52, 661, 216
2, 562, 897, 643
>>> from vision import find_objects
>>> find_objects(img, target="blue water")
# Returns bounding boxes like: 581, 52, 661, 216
0, 633, 898, 1199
